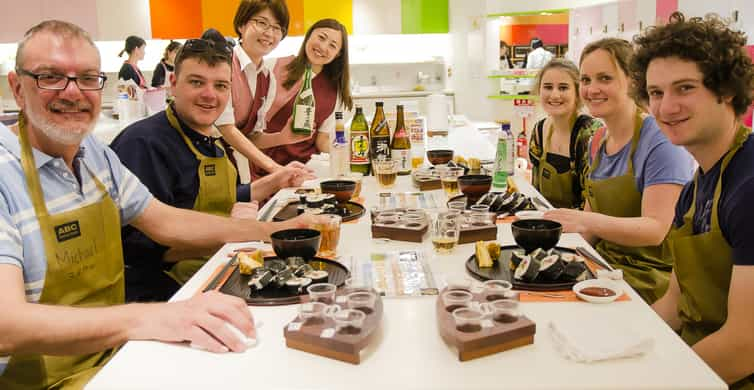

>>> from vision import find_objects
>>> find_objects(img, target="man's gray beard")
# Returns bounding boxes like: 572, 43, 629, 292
24, 101, 95, 146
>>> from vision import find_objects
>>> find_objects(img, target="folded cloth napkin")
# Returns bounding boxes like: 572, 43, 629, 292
549, 316, 654, 363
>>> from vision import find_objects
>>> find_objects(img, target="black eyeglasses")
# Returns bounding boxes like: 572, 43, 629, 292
182, 39, 233, 57
16, 68, 107, 91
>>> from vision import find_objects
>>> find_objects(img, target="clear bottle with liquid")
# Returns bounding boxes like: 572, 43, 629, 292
330, 112, 349, 178
492, 121, 515, 190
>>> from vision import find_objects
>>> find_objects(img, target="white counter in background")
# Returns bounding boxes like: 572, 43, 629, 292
87, 173, 725, 390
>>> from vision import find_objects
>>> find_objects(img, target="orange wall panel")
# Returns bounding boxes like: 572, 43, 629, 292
287, 0, 305, 36
150, 0, 203, 39
201, 0, 237, 38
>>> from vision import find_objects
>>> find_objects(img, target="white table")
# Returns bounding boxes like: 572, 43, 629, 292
87, 176, 725, 390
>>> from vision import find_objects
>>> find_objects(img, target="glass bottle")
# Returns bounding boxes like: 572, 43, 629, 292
292, 65, 315, 135
349, 106, 370, 175
390, 105, 411, 175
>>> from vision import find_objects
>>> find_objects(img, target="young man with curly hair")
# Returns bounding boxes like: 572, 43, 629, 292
632, 12, 754, 388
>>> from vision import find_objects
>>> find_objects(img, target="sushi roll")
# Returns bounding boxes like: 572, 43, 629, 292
560, 253, 577, 262
529, 248, 548, 261
293, 263, 314, 277
510, 250, 527, 269
286, 257, 306, 268
265, 260, 287, 274
273, 268, 294, 288
561, 260, 590, 281
321, 193, 337, 205
304, 270, 329, 284
305, 194, 324, 208
537, 255, 566, 281
475, 192, 497, 207
514, 257, 541, 282
248, 268, 274, 291
285, 277, 312, 294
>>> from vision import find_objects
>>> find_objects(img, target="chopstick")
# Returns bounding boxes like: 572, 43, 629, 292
203, 256, 238, 293
575, 246, 615, 271
259, 199, 277, 222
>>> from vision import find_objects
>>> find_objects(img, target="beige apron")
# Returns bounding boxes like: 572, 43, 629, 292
666, 125, 753, 389
164, 106, 237, 283
0, 114, 124, 389
585, 111, 672, 303
534, 116, 578, 209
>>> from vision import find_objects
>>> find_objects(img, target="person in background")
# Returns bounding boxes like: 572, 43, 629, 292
0, 20, 317, 389
215, 0, 313, 180
249, 18, 353, 179
544, 38, 695, 303
111, 37, 309, 301
526, 37, 554, 69
529, 58, 600, 209
118, 35, 147, 88
151, 40, 181, 88
499, 40, 513, 70
632, 12, 754, 388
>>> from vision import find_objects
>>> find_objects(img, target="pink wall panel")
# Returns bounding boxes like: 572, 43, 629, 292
0, 0, 42, 43
41, 0, 99, 38
656, 0, 678, 24
618, 0, 637, 32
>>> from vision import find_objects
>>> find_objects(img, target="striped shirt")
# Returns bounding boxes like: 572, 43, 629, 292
0, 123, 152, 374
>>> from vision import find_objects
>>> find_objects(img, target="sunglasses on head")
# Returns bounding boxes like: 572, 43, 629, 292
182, 38, 232, 57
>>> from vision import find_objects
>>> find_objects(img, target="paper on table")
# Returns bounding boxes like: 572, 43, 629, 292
549, 316, 653, 363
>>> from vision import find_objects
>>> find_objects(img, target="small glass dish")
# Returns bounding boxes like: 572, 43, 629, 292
482, 280, 513, 301
333, 309, 367, 335
346, 291, 377, 315
298, 301, 340, 325
489, 299, 521, 324
470, 211, 496, 226
441, 289, 473, 313
452, 307, 486, 333
307, 283, 337, 305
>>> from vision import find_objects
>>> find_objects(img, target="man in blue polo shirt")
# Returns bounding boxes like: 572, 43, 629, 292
111, 37, 308, 301
0, 20, 312, 389
632, 12, 754, 388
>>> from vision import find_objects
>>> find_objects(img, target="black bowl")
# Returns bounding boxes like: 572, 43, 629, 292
270, 228, 321, 259
426, 149, 454, 166
320, 180, 356, 203
511, 219, 562, 253
458, 175, 492, 204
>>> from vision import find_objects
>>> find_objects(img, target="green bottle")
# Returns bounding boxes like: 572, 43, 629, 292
292, 66, 315, 135
349, 105, 370, 175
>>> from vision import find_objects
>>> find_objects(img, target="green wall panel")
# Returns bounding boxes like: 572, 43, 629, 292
401, 0, 449, 34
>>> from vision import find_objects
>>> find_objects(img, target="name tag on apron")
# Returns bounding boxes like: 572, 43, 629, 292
54, 220, 81, 242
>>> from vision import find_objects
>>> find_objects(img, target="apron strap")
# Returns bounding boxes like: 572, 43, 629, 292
166, 105, 223, 161
710, 125, 751, 227
17, 112, 51, 219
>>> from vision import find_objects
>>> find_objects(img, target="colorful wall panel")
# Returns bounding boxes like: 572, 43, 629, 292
288, 0, 306, 36
499, 14, 568, 45
303, 0, 353, 35
200, 0, 237, 38
150, 0, 203, 39
401, 0, 449, 34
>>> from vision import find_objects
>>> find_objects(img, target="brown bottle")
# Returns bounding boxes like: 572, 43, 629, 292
370, 102, 391, 162
390, 105, 411, 175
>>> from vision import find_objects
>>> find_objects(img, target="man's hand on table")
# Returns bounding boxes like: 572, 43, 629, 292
231, 201, 259, 219
130, 291, 255, 353
271, 165, 315, 189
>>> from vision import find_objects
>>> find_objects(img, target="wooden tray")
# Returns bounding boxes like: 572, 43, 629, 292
273, 200, 365, 222
458, 221, 497, 245
465, 246, 595, 291
412, 169, 441, 191
371, 208, 429, 242
437, 288, 535, 361
284, 288, 383, 364
210, 256, 350, 306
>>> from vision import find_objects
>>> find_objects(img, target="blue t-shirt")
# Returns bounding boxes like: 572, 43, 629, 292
674, 132, 754, 266
589, 116, 695, 193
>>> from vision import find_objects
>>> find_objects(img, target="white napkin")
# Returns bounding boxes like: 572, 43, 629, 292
306, 153, 329, 179
549, 317, 654, 363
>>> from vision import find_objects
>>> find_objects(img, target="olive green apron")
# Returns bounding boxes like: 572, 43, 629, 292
534, 116, 577, 209
163, 106, 237, 284
0, 114, 123, 389
585, 111, 671, 304
666, 125, 753, 389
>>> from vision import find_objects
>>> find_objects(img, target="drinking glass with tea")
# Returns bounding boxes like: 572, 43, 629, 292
373, 159, 398, 189
431, 212, 460, 254
313, 214, 341, 257
440, 167, 464, 197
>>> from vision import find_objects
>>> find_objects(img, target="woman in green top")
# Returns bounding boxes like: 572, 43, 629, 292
529, 58, 600, 209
